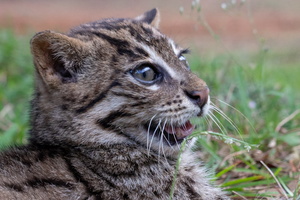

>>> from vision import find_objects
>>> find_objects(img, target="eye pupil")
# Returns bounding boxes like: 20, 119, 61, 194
135, 66, 155, 81
131, 64, 160, 84
141, 67, 150, 78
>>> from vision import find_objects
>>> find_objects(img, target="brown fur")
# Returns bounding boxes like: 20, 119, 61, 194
0, 9, 229, 199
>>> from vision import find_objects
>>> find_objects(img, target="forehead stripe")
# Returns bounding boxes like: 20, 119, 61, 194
76, 31, 146, 59
139, 43, 178, 79
169, 39, 180, 55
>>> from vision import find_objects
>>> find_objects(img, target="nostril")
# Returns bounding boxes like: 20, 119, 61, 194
185, 87, 210, 108
185, 91, 200, 102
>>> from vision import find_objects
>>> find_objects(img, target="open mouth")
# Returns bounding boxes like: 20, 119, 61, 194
145, 120, 195, 146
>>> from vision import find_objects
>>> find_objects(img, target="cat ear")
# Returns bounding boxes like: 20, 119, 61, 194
135, 8, 160, 29
31, 31, 87, 88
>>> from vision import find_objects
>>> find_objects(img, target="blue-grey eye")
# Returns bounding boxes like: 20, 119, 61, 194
131, 64, 161, 84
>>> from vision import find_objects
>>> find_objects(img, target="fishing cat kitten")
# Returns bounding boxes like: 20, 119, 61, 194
0, 9, 229, 200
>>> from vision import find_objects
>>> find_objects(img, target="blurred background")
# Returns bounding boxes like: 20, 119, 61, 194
0, 0, 300, 198
1, 0, 300, 54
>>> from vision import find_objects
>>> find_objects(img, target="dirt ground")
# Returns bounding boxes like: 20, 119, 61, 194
1, 0, 300, 55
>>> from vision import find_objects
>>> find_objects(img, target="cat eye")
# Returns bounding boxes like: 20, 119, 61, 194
178, 54, 190, 69
178, 49, 190, 69
179, 55, 186, 61
131, 64, 161, 85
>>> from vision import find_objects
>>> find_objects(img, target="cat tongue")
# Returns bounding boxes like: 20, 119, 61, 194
164, 121, 195, 140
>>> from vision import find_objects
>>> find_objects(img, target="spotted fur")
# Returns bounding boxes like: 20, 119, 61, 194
0, 9, 229, 200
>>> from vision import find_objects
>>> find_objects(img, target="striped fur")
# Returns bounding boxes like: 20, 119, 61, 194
0, 9, 229, 199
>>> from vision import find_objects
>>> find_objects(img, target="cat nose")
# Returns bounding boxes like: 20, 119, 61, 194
186, 87, 210, 109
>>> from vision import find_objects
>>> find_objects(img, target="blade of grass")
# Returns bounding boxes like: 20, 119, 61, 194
225, 176, 293, 189
169, 139, 188, 200
260, 161, 289, 199
215, 162, 239, 179
221, 175, 264, 187
278, 177, 294, 197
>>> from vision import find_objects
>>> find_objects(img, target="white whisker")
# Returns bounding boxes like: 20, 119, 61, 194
210, 104, 242, 136
207, 111, 227, 135
158, 119, 167, 159
160, 118, 170, 163
204, 116, 212, 131
171, 117, 180, 150
147, 114, 157, 156
212, 98, 257, 133
183, 121, 187, 130
149, 119, 161, 156
161, 118, 173, 148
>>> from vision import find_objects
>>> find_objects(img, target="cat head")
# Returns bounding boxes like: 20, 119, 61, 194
30, 9, 210, 157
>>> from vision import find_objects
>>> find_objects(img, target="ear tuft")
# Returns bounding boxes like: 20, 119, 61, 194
135, 8, 160, 29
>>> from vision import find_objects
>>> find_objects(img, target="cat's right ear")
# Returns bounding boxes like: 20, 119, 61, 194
30, 31, 87, 88
135, 8, 160, 29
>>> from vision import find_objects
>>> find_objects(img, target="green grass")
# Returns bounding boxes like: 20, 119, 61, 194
0, 29, 299, 199
188, 46, 300, 198
0, 30, 33, 149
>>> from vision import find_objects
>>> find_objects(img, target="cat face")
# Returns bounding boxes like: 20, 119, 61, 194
30, 9, 209, 156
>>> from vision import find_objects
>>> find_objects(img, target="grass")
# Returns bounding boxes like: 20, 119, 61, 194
188, 43, 300, 198
0, 28, 299, 199
0, 30, 33, 149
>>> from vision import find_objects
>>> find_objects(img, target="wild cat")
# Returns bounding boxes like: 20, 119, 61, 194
0, 8, 229, 200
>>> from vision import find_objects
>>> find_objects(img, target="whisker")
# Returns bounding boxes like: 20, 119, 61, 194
161, 118, 173, 148
212, 98, 257, 134
170, 118, 178, 149
158, 119, 168, 159
210, 102, 236, 124
149, 119, 161, 156
207, 111, 227, 135
210, 104, 242, 136
147, 114, 157, 156
167, 127, 170, 143
204, 116, 212, 131
160, 118, 170, 163
183, 120, 187, 130
172, 116, 180, 150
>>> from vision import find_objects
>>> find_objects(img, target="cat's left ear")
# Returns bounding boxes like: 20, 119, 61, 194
30, 31, 88, 88
135, 8, 160, 29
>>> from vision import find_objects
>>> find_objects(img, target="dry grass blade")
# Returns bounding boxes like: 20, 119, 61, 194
232, 191, 247, 200
275, 109, 300, 132
220, 150, 247, 166
260, 161, 289, 199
